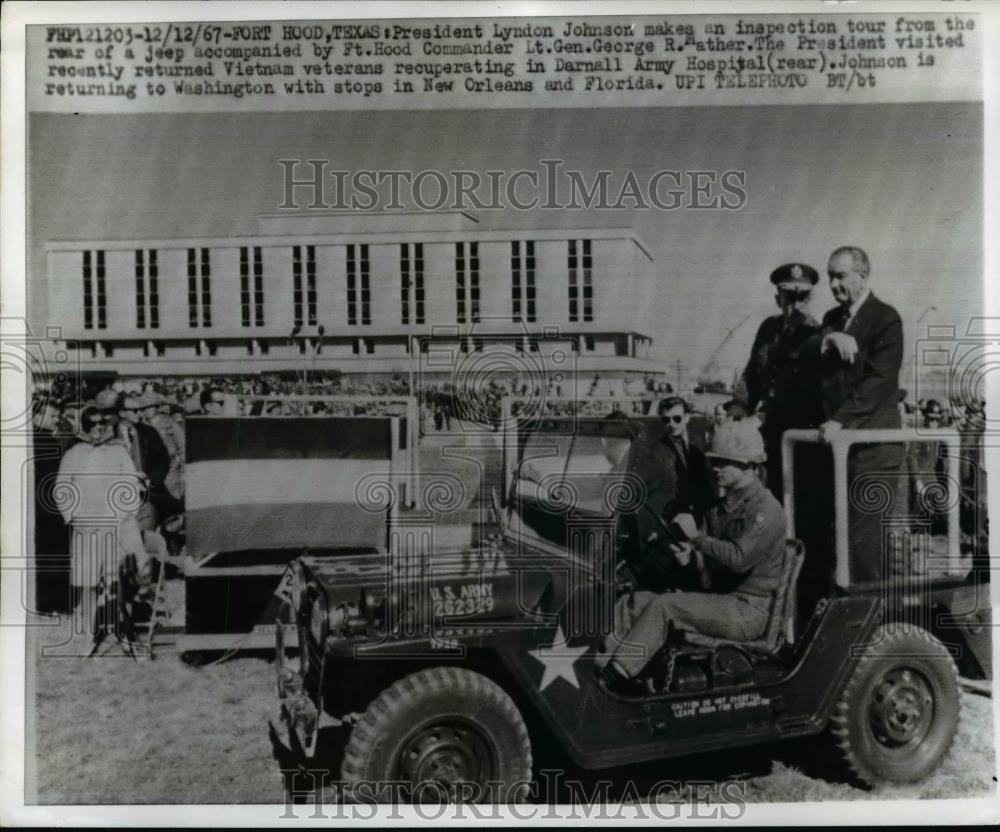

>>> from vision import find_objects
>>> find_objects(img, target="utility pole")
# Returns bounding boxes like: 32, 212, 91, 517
288, 325, 303, 393
310, 325, 325, 388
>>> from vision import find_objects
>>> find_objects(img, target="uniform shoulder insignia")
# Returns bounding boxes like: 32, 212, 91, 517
755, 513, 765, 525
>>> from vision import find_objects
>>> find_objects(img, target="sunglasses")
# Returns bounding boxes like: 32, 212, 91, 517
777, 290, 811, 301
662, 414, 686, 424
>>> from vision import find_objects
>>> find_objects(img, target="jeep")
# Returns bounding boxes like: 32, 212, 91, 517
272, 416, 990, 800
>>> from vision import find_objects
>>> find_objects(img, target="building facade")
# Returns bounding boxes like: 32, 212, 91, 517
45, 212, 660, 380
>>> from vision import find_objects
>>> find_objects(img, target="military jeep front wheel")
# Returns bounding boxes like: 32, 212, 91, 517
829, 625, 960, 786
341, 667, 532, 803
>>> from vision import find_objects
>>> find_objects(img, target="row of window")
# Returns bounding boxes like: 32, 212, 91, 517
239, 247, 265, 328
346, 244, 371, 326
568, 239, 594, 323
455, 242, 479, 324
292, 245, 317, 328
81, 250, 107, 330
187, 247, 212, 328
511, 240, 536, 323
80, 241, 597, 330
400, 243, 425, 325
134, 249, 160, 329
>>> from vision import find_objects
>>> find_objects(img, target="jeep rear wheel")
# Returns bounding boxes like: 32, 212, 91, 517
341, 667, 532, 803
829, 625, 960, 786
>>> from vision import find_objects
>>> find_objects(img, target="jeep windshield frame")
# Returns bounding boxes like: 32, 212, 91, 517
504, 417, 639, 567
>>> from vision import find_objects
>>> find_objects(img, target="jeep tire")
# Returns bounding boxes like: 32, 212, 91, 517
829, 625, 960, 786
341, 667, 532, 803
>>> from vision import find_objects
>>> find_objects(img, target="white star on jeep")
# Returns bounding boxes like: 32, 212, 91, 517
530, 626, 590, 691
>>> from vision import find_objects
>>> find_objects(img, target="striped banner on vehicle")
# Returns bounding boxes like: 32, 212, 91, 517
185, 417, 393, 559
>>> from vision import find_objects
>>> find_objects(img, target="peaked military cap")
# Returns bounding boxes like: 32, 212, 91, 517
770, 262, 819, 289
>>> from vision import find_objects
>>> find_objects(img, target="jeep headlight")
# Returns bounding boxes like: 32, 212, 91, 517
309, 593, 329, 644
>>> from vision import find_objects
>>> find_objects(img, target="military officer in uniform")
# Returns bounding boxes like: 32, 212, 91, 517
601, 421, 787, 687
741, 263, 822, 500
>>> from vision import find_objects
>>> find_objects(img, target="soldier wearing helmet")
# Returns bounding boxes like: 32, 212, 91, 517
600, 421, 787, 689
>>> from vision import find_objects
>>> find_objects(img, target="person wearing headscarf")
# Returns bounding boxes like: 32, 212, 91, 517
54, 406, 146, 632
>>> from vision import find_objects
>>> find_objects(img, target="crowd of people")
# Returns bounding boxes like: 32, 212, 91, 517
41, 371, 675, 430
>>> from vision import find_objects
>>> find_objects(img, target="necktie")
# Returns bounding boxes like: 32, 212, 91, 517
127, 425, 142, 470
675, 437, 688, 472
838, 306, 851, 332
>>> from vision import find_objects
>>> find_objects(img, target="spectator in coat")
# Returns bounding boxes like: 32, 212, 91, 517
55, 407, 146, 631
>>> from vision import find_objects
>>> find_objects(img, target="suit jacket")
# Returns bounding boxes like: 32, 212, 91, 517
809, 292, 903, 429
661, 433, 714, 523
120, 421, 171, 488
627, 432, 715, 594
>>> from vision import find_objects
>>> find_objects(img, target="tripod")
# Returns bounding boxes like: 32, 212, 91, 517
87, 553, 143, 660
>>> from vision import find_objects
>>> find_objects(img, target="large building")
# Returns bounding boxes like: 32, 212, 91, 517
45, 211, 661, 381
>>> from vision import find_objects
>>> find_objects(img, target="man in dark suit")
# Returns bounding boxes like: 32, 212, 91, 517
622, 399, 714, 594
656, 396, 714, 524
111, 392, 172, 532
811, 246, 904, 582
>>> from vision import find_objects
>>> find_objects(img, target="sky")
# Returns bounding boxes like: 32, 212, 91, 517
28, 102, 982, 379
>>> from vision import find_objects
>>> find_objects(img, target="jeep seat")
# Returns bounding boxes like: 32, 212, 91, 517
680, 539, 806, 655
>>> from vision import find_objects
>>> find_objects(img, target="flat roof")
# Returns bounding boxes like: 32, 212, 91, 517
45, 218, 655, 261
256, 210, 480, 236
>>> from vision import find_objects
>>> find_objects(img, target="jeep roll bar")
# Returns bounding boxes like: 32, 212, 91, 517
781, 428, 965, 588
